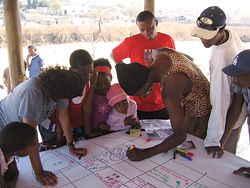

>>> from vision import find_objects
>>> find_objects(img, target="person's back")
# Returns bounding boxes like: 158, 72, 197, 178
112, 10, 175, 120
162, 49, 211, 118
155, 48, 211, 139
0, 77, 45, 128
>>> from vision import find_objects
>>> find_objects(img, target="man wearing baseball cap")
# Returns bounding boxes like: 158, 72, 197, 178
192, 6, 247, 157
221, 49, 250, 176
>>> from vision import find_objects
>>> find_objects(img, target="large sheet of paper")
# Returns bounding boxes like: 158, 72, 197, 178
16, 129, 250, 188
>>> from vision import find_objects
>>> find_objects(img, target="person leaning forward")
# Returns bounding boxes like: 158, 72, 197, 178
116, 48, 211, 161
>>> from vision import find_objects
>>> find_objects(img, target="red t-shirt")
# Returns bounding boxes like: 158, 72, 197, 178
68, 82, 90, 128
112, 32, 175, 112
47, 83, 90, 129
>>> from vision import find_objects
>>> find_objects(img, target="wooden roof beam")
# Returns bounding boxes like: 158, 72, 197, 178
144, 0, 155, 14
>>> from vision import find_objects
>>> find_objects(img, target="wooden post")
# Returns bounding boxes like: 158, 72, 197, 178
144, 0, 155, 14
4, 0, 25, 89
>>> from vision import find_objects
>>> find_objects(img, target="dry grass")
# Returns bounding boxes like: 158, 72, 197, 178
1, 23, 250, 48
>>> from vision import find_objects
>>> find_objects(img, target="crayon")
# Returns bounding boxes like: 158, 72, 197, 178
176, 148, 194, 157
177, 151, 192, 161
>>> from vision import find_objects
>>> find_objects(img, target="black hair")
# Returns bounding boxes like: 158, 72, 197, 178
28, 45, 37, 50
136, 10, 155, 22
93, 58, 112, 69
70, 49, 93, 68
115, 63, 149, 95
0, 122, 37, 153
39, 66, 84, 99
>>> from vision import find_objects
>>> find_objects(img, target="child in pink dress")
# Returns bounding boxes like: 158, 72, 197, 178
102, 83, 141, 131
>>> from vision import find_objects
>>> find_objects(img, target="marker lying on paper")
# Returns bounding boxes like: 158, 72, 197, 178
126, 129, 142, 136
173, 149, 176, 160
144, 137, 152, 143
176, 151, 192, 161
78, 154, 83, 160
128, 144, 136, 151
176, 148, 194, 157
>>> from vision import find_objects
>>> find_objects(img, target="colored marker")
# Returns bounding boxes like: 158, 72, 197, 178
78, 154, 83, 160
176, 148, 194, 157
177, 151, 192, 161
144, 137, 152, 143
128, 144, 135, 151
173, 149, 176, 160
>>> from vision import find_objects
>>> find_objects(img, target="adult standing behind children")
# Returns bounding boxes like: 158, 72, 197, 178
26, 45, 44, 78
116, 48, 211, 161
0, 66, 87, 186
111, 10, 175, 120
191, 6, 247, 157
222, 50, 250, 176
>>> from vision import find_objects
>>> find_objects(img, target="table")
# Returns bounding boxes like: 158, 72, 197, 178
16, 130, 250, 188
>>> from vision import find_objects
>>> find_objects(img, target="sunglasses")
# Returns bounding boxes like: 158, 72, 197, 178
196, 17, 219, 31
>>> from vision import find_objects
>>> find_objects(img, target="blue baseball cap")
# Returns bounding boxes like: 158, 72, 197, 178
192, 6, 226, 40
222, 50, 250, 76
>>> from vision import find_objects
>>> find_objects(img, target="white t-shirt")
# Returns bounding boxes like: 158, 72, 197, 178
204, 29, 247, 147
